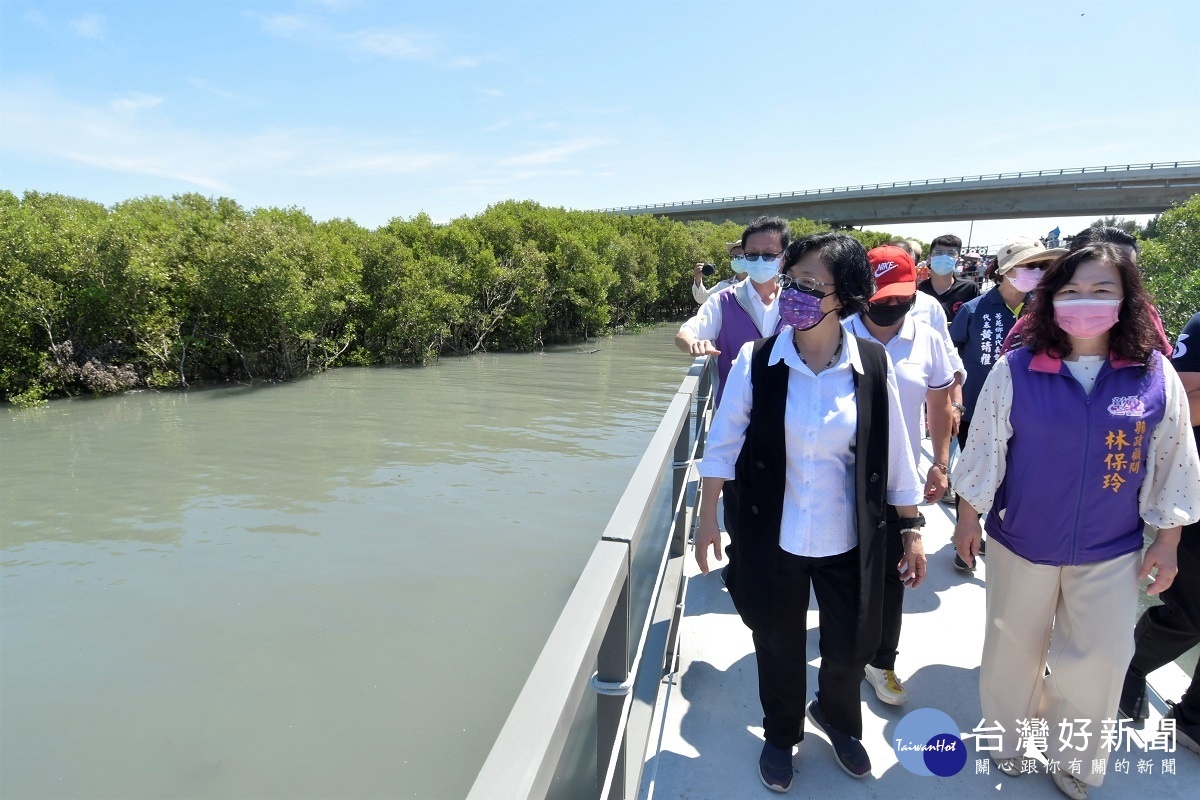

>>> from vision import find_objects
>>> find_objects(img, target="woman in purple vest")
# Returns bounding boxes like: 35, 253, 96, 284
952, 244, 1200, 799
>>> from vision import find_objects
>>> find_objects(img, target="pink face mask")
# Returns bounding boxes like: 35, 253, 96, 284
1007, 267, 1043, 293
1053, 299, 1121, 339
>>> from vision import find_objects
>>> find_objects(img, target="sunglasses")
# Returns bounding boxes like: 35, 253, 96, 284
741, 252, 783, 262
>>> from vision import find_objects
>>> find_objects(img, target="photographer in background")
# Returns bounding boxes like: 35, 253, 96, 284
693, 241, 748, 305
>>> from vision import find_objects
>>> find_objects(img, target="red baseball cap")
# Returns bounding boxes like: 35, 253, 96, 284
867, 245, 918, 301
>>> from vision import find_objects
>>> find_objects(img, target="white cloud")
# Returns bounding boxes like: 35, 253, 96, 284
249, 12, 493, 68
0, 83, 455, 192
109, 92, 163, 113
251, 13, 435, 61
294, 152, 453, 177
186, 78, 260, 106
69, 13, 105, 40
256, 13, 312, 38
498, 137, 613, 167
482, 119, 513, 132
449, 54, 504, 70
304, 0, 362, 10
343, 28, 432, 60
22, 9, 53, 32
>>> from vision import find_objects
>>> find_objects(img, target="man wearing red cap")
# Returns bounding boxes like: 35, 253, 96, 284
844, 245, 957, 706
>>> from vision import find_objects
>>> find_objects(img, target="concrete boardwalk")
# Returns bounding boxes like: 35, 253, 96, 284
643, 448, 1198, 800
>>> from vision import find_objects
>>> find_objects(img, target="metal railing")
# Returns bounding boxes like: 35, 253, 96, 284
467, 356, 717, 800
597, 160, 1200, 214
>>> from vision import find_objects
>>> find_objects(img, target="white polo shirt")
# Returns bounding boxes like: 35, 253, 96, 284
844, 314, 956, 465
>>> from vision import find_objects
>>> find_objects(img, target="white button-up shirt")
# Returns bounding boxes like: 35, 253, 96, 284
844, 314, 956, 466
679, 279, 779, 343
692, 277, 739, 305
699, 329, 924, 558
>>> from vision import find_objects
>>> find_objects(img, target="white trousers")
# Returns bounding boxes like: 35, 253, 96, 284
980, 537, 1140, 787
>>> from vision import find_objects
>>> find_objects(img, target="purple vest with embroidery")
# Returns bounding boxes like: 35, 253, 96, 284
984, 347, 1166, 565
713, 288, 783, 405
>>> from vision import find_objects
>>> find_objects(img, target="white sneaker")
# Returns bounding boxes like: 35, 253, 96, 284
1052, 768, 1089, 799
864, 665, 908, 705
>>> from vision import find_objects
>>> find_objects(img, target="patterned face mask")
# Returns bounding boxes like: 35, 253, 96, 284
779, 287, 830, 331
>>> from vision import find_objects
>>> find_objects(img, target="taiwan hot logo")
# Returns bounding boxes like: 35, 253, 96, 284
893, 708, 968, 777
1107, 395, 1146, 418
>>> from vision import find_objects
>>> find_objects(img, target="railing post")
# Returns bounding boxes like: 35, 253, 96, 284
596, 572, 630, 800
694, 358, 713, 459
671, 414, 691, 559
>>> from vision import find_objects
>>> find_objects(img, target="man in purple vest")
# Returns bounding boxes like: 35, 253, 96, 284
676, 215, 790, 405
677, 216, 790, 585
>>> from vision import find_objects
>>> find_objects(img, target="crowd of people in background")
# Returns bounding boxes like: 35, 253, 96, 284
679, 217, 1200, 799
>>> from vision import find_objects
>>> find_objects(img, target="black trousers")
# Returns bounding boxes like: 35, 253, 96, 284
1127, 521, 1200, 722
752, 546, 865, 750
871, 508, 905, 671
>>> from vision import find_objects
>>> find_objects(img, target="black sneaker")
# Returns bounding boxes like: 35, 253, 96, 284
1163, 702, 1200, 755
806, 700, 871, 778
954, 553, 976, 573
758, 741, 794, 792
1119, 674, 1149, 722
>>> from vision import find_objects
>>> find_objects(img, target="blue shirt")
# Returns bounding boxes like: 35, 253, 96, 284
950, 287, 1020, 420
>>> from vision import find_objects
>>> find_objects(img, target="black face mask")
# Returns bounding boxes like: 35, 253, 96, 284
865, 298, 915, 328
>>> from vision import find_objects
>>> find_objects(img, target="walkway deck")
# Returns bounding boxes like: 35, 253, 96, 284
642, 447, 1198, 800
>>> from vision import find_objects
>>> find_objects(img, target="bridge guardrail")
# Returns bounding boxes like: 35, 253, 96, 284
467, 355, 716, 800
597, 160, 1200, 213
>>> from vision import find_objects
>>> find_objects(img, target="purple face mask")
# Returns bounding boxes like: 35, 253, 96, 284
779, 287, 829, 331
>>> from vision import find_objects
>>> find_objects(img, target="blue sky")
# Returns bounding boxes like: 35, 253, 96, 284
2, 0, 1197, 248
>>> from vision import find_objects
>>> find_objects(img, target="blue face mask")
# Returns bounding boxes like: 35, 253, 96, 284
744, 258, 780, 285
731, 256, 747, 275
930, 254, 958, 275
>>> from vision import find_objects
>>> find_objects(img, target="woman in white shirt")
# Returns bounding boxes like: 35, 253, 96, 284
694, 233, 926, 792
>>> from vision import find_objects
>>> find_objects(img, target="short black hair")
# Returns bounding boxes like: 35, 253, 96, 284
780, 233, 872, 319
930, 234, 963, 251
1068, 225, 1138, 252
741, 215, 791, 251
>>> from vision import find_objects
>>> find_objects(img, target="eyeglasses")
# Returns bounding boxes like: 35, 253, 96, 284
930, 248, 960, 258
741, 252, 782, 262
776, 273, 834, 296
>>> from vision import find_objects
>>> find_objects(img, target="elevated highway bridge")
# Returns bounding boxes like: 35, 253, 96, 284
599, 161, 1200, 226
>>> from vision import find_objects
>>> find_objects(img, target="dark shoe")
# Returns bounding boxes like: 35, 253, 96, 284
806, 700, 871, 778
1164, 702, 1200, 755
1119, 673, 1149, 722
758, 741, 794, 792
954, 553, 976, 573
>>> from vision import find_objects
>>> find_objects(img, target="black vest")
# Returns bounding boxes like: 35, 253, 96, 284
725, 333, 891, 648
